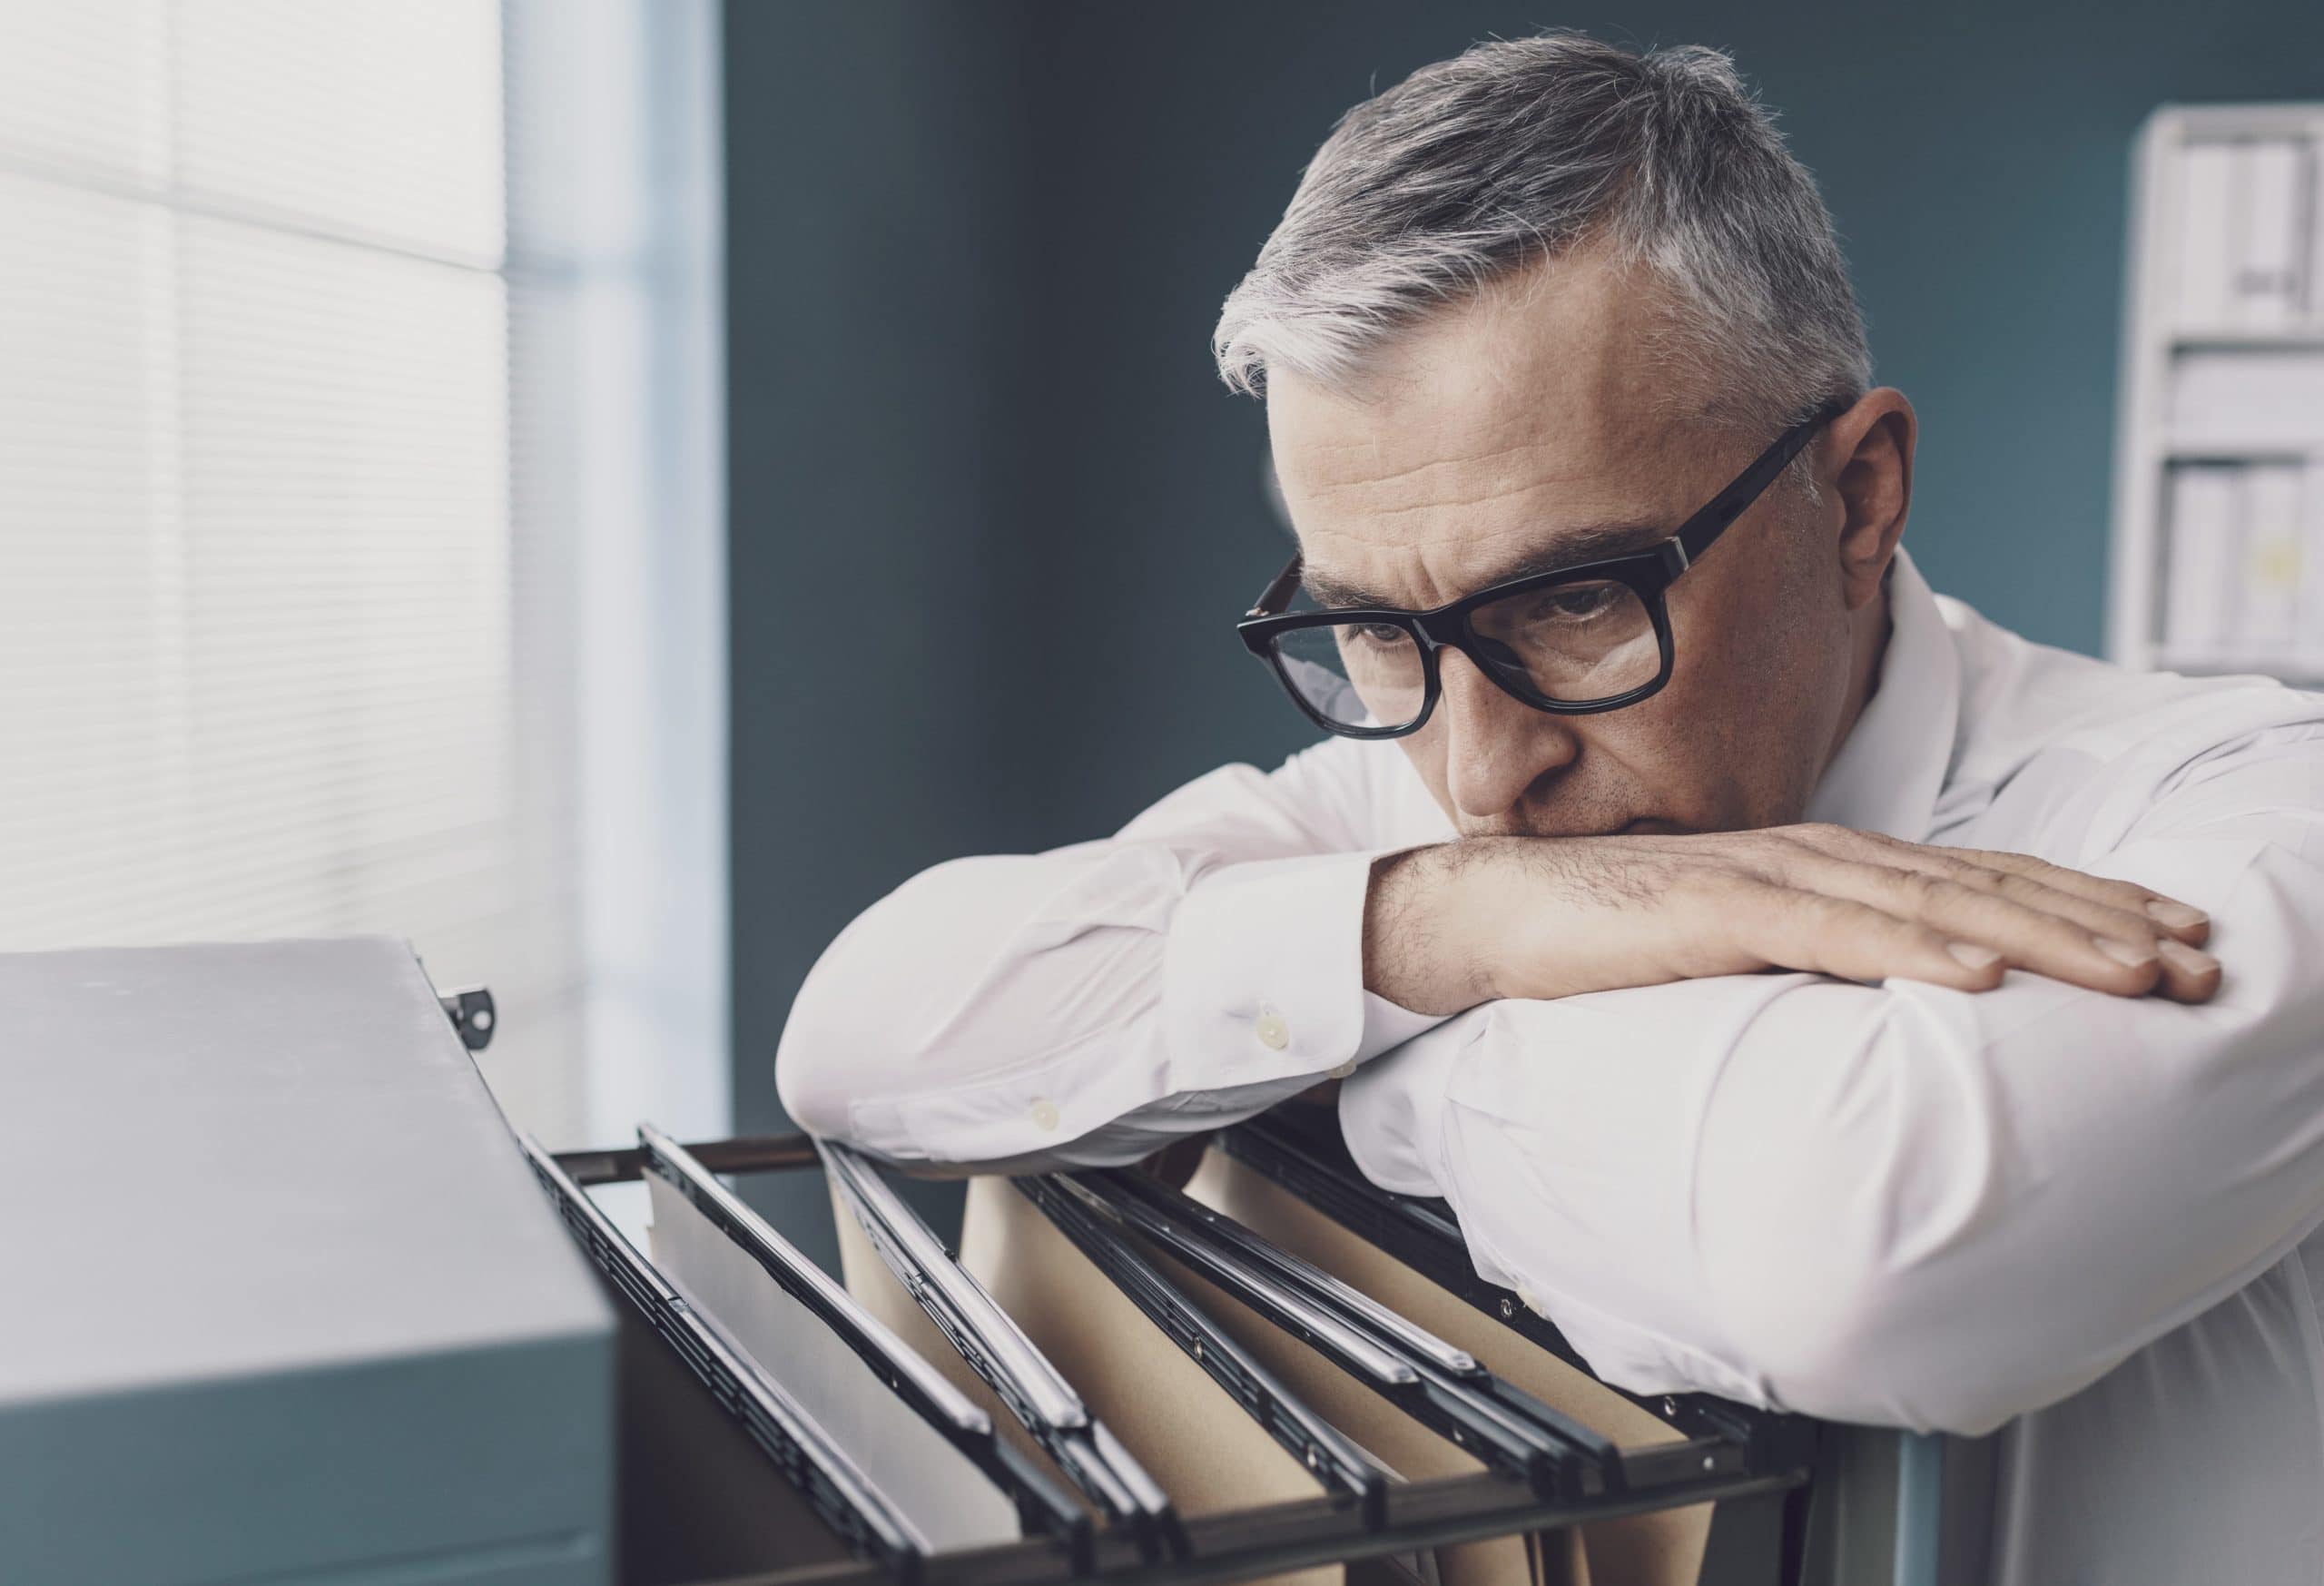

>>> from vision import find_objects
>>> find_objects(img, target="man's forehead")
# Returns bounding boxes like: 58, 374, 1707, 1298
1275, 276, 1664, 463
1266, 253, 1698, 602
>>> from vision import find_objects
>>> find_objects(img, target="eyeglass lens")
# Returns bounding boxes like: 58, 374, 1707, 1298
1270, 576, 1659, 729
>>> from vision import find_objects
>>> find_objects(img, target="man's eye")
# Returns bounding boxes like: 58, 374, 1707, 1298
1526, 583, 1624, 623
1344, 623, 1410, 647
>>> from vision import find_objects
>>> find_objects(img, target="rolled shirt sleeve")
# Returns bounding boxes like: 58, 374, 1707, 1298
775, 740, 1447, 1172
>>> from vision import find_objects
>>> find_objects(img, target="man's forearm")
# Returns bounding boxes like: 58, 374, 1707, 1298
1363, 842, 1503, 1015
1360, 823, 2215, 1020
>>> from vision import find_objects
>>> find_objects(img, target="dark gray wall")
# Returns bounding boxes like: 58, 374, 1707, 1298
726, 0, 2324, 1260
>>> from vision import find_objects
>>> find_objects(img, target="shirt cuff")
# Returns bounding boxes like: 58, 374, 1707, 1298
841, 845, 1448, 1167
1161, 847, 1439, 1093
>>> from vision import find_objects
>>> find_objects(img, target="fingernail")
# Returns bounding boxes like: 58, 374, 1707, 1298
2147, 900, 2208, 930
2098, 937, 2160, 969
2158, 939, 2219, 976
1947, 941, 2003, 970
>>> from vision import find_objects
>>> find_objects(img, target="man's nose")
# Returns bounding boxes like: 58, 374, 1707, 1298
1438, 647, 1581, 823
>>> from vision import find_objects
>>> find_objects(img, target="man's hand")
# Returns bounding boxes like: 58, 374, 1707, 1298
1364, 824, 2221, 1017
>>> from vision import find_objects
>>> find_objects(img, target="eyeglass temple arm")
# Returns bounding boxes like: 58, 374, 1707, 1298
1247, 553, 1304, 616
1675, 403, 1845, 566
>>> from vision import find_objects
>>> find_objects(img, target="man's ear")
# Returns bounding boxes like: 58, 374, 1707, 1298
1825, 389, 1915, 610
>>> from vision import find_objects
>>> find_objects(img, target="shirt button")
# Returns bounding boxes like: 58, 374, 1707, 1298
1029, 1097, 1060, 1131
1326, 1059, 1356, 1079
1255, 1011, 1291, 1050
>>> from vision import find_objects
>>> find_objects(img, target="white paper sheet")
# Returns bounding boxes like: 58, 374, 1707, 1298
645, 1173, 1022, 1552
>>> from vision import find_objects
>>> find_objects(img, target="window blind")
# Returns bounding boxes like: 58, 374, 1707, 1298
0, 1, 588, 1138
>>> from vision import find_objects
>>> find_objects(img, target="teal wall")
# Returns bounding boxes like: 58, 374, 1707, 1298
724, 0, 2324, 1261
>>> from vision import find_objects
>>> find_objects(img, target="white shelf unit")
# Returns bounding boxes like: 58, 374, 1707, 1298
2109, 103, 2324, 688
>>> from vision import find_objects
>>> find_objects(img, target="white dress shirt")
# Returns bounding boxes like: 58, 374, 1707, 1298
778, 551, 2324, 1585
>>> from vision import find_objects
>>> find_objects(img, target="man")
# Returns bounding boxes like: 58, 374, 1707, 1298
779, 34, 2324, 1585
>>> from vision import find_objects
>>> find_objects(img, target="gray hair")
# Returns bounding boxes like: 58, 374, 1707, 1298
1213, 34, 1871, 438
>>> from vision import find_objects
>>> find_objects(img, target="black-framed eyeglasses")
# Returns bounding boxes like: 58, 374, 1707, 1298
1236, 404, 1842, 739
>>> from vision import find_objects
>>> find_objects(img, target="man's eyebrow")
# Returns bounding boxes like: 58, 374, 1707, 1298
1302, 521, 1668, 610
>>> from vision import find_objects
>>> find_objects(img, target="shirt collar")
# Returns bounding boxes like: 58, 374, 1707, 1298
1802, 547, 1960, 842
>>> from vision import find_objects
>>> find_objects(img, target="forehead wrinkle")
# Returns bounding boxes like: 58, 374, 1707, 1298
1295, 436, 1558, 499
1299, 507, 1631, 554
1295, 429, 1638, 529
1288, 396, 1666, 528
1309, 472, 1585, 526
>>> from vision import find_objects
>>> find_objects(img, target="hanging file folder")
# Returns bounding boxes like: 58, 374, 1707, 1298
1012, 1171, 1390, 1529
821, 1139, 1183, 1560
1062, 1167, 1617, 1506
639, 1124, 1073, 1554
522, 1137, 922, 1571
